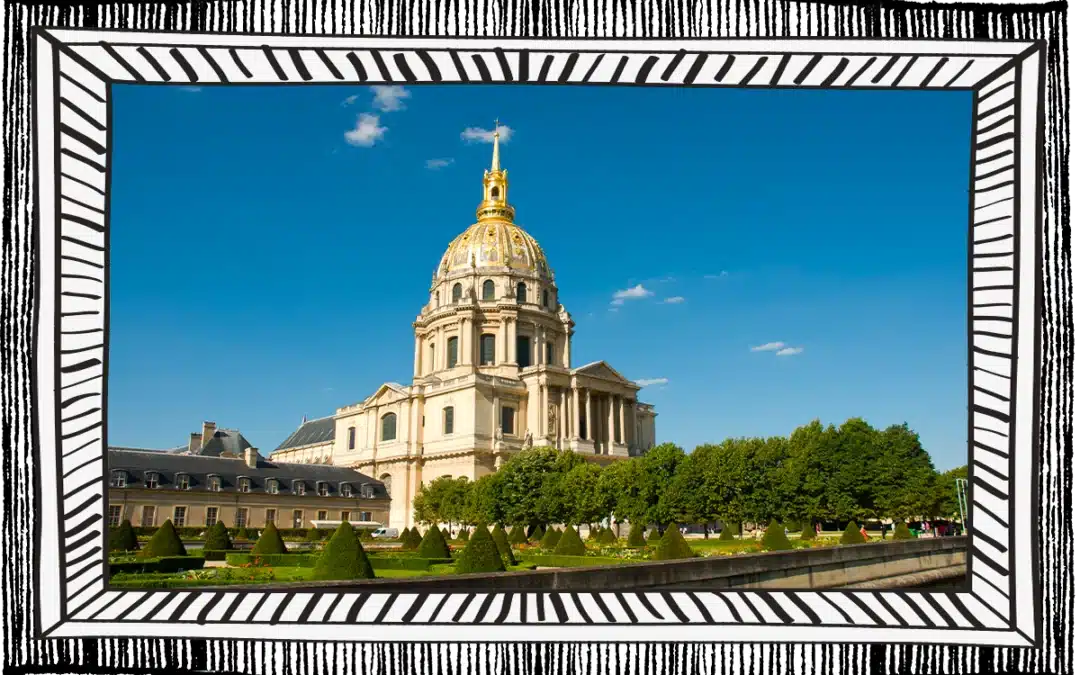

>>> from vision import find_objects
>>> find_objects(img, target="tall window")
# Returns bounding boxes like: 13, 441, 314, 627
317, 510, 328, 521
145, 472, 159, 489
444, 407, 455, 434
205, 507, 219, 527
266, 509, 277, 526
207, 476, 222, 492
108, 505, 122, 527
381, 413, 398, 441
452, 283, 463, 302
236, 508, 248, 528
480, 333, 496, 365
447, 336, 459, 368
140, 505, 155, 528
517, 336, 531, 367
542, 289, 550, 307
360, 511, 372, 522
340, 510, 350, 522
110, 471, 127, 488
173, 506, 187, 528
266, 478, 279, 495
348, 426, 356, 450
292, 509, 303, 528
176, 473, 190, 490
516, 282, 527, 303
482, 279, 495, 301
501, 406, 515, 435
545, 342, 554, 366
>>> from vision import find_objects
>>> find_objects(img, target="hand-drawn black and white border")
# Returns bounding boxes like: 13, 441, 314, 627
31, 30, 1042, 647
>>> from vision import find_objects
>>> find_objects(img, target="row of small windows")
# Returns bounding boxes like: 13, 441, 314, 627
110, 504, 375, 529
442, 281, 554, 308
346, 413, 399, 451
110, 471, 374, 497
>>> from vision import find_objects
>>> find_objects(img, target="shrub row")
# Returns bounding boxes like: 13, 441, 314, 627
224, 553, 318, 568
367, 556, 453, 571
517, 554, 629, 568
109, 556, 205, 575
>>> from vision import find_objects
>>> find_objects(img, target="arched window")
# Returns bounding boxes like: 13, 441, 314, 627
480, 333, 496, 365
516, 282, 527, 304
381, 413, 398, 442
446, 336, 459, 368
542, 289, 550, 308
452, 283, 463, 302
491, 187, 500, 199
501, 406, 515, 435
379, 473, 392, 498
443, 406, 454, 435
347, 426, 356, 450
482, 280, 495, 301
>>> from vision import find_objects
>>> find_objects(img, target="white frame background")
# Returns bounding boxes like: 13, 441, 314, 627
32, 30, 1043, 647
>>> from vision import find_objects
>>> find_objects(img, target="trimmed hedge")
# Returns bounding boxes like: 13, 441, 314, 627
840, 521, 866, 545
890, 521, 915, 540
204, 521, 233, 551
507, 524, 527, 545
626, 524, 647, 547
800, 523, 817, 540
109, 520, 139, 552
539, 527, 562, 549
647, 527, 662, 542
519, 554, 629, 568
418, 526, 451, 559
717, 523, 736, 541
456, 523, 505, 574
490, 525, 517, 565
595, 527, 617, 545
527, 524, 546, 542
455, 528, 470, 542
251, 522, 288, 555
368, 556, 453, 571
110, 556, 204, 575
312, 522, 375, 580
225, 553, 318, 568
653, 523, 695, 560
144, 520, 187, 557
554, 527, 587, 556
761, 520, 793, 551
202, 550, 228, 561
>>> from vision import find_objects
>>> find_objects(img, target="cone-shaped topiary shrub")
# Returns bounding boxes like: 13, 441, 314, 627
539, 526, 562, 549
312, 521, 375, 580
800, 522, 817, 540
456, 527, 470, 541
441, 528, 450, 540
507, 524, 527, 545
204, 521, 233, 550
143, 520, 187, 557
490, 525, 517, 565
626, 523, 647, 547
357, 528, 373, 541
400, 527, 421, 550
717, 522, 736, 541
761, 520, 793, 551
890, 521, 914, 540
840, 521, 866, 545
647, 527, 662, 542
595, 527, 617, 545
418, 526, 451, 559
456, 523, 506, 573
398, 529, 410, 542
653, 523, 695, 560
252, 522, 288, 555
109, 519, 139, 552
528, 524, 546, 542
554, 526, 587, 556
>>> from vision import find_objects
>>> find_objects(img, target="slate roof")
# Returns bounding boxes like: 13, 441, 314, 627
274, 416, 336, 451
107, 448, 388, 499
180, 428, 254, 458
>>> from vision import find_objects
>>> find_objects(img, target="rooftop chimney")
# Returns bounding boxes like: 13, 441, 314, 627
201, 421, 216, 447
188, 432, 201, 453
244, 447, 259, 469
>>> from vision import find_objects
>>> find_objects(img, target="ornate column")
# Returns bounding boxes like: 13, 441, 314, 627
563, 328, 572, 368
540, 382, 549, 437
413, 335, 422, 377
572, 387, 581, 440
507, 316, 518, 365
607, 395, 616, 453
495, 318, 506, 364
463, 316, 473, 365
584, 390, 592, 441
434, 326, 443, 371
624, 399, 633, 449
532, 333, 540, 368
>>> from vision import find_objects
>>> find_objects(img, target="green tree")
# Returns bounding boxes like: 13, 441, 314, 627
934, 465, 969, 521
780, 420, 831, 525
496, 447, 582, 527
562, 463, 609, 527
600, 458, 650, 527
109, 520, 139, 553
143, 520, 186, 557
826, 419, 880, 521
639, 443, 687, 527
251, 522, 287, 555
871, 423, 939, 521
312, 522, 374, 580
467, 474, 505, 526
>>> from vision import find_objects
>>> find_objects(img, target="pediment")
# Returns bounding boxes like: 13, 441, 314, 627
367, 382, 410, 406
573, 361, 634, 385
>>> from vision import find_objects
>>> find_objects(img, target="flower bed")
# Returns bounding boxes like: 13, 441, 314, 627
367, 556, 453, 571
109, 556, 206, 575
225, 553, 318, 568
518, 554, 636, 568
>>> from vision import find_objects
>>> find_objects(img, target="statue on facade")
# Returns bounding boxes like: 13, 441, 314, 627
523, 431, 533, 450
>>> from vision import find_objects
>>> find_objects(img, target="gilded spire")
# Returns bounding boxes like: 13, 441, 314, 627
491, 119, 501, 172
477, 120, 514, 223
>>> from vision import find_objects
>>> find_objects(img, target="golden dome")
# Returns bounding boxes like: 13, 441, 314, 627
436, 125, 553, 280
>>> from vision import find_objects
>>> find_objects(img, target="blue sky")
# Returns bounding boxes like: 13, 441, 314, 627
108, 83, 972, 471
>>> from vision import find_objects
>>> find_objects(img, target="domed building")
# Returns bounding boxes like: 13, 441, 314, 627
270, 130, 657, 530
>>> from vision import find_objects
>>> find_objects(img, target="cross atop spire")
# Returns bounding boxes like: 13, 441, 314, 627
491, 119, 501, 172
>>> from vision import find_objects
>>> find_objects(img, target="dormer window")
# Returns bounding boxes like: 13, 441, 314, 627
340, 483, 353, 498
317, 482, 330, 497
207, 475, 222, 492
238, 477, 251, 493
293, 480, 306, 496
110, 470, 127, 488
266, 478, 279, 494
175, 473, 190, 490
144, 472, 160, 489
361, 484, 376, 499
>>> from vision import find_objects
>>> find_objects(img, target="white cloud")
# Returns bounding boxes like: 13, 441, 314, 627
341, 94, 359, 106
704, 271, 729, 279
370, 85, 410, 112
751, 342, 786, 352
344, 114, 387, 147
461, 124, 514, 143
663, 296, 686, 304
611, 284, 654, 306
179, 86, 201, 92
425, 158, 453, 170
634, 378, 669, 387
776, 347, 804, 357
